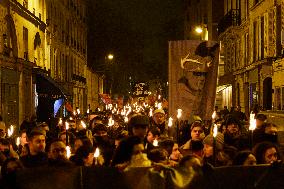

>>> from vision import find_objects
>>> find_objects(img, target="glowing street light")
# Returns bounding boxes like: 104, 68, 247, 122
195, 26, 203, 34
107, 54, 114, 60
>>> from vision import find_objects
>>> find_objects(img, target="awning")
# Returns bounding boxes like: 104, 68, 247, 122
36, 73, 70, 100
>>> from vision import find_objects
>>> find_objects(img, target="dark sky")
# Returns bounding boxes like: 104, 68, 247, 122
87, 0, 184, 94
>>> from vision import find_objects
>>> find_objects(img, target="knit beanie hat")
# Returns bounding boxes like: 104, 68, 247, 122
203, 133, 224, 150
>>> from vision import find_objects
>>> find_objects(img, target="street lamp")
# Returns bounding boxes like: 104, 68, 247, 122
195, 26, 203, 34
194, 25, 208, 40
106, 54, 115, 95
107, 54, 114, 60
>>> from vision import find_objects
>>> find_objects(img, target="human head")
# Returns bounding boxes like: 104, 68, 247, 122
0, 120, 6, 138
89, 115, 103, 127
203, 133, 224, 158
263, 123, 277, 135
0, 138, 11, 157
129, 115, 149, 139
190, 122, 204, 141
48, 139, 67, 160
111, 136, 144, 166
225, 116, 240, 135
59, 131, 75, 146
37, 122, 49, 132
232, 151, 257, 166
253, 141, 281, 164
27, 127, 46, 155
147, 148, 168, 164
19, 130, 28, 146
92, 123, 107, 136
1, 158, 24, 179
146, 127, 160, 144
75, 143, 95, 167
159, 139, 182, 161
74, 137, 92, 153
179, 155, 202, 171
255, 114, 267, 128
153, 109, 165, 125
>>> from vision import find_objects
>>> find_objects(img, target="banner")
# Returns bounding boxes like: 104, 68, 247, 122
168, 40, 219, 121
99, 94, 112, 104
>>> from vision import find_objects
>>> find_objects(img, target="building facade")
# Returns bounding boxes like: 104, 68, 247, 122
0, 0, 101, 126
0, 0, 47, 125
218, 0, 282, 115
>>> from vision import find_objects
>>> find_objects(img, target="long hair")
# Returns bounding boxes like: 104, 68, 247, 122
253, 141, 281, 164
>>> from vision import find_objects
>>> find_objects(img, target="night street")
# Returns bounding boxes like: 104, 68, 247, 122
0, 0, 284, 188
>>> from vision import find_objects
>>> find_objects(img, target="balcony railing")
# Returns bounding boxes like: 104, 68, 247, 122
218, 9, 241, 35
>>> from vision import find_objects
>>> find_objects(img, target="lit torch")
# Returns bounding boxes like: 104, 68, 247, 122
177, 109, 182, 119
76, 108, 80, 115
124, 116, 129, 123
65, 122, 69, 146
168, 117, 173, 127
149, 108, 153, 117
58, 118, 63, 126
108, 117, 114, 127
249, 113, 256, 149
157, 103, 162, 110
213, 124, 218, 166
249, 113, 256, 131
8, 125, 14, 137
81, 120, 86, 129
16, 137, 21, 147
212, 111, 216, 120
153, 139, 159, 147
94, 147, 100, 165
66, 146, 71, 159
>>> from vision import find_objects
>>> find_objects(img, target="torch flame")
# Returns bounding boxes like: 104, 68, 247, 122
66, 146, 71, 159
153, 139, 159, 147
124, 116, 129, 123
94, 148, 100, 158
58, 118, 63, 125
149, 108, 153, 117
249, 113, 256, 131
213, 124, 218, 138
87, 109, 90, 114
212, 111, 216, 120
81, 120, 86, 129
77, 109, 80, 115
108, 117, 114, 127
168, 117, 173, 127
157, 103, 162, 110
8, 125, 14, 137
16, 137, 20, 146
177, 109, 182, 119
65, 122, 69, 130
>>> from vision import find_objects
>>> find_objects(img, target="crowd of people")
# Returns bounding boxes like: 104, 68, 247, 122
0, 105, 282, 187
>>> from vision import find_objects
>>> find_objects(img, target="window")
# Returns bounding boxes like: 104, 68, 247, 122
23, 0, 28, 9
253, 21, 258, 61
260, 16, 264, 59
23, 27, 28, 60
3, 34, 8, 47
